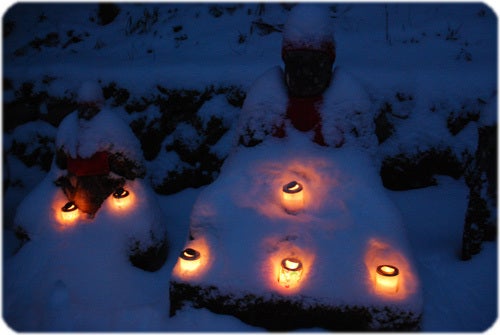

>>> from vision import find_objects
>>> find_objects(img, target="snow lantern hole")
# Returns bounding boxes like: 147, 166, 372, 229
282, 181, 304, 214
278, 257, 303, 288
364, 239, 417, 299
173, 238, 211, 279
178, 248, 202, 272
111, 187, 133, 211
60, 201, 80, 223
376, 265, 400, 294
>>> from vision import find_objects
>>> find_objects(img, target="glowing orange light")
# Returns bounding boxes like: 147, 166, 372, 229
375, 265, 400, 293
179, 248, 202, 272
278, 257, 303, 288
264, 244, 314, 294
364, 239, 418, 300
173, 238, 211, 279
282, 181, 304, 214
60, 201, 79, 222
112, 187, 133, 210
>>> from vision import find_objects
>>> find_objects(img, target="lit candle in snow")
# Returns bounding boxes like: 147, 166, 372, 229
278, 257, 303, 288
179, 248, 202, 272
112, 187, 132, 209
375, 265, 400, 293
282, 181, 304, 214
61, 201, 79, 222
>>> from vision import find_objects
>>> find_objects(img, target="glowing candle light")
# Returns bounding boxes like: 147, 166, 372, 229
112, 187, 132, 209
61, 201, 79, 222
179, 248, 201, 272
278, 257, 303, 288
375, 265, 400, 293
282, 181, 304, 214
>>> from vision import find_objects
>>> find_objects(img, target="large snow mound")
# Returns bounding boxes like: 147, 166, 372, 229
173, 132, 422, 314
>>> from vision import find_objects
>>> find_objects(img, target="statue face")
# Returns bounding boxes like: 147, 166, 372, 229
77, 103, 101, 120
284, 50, 333, 97
60, 175, 124, 218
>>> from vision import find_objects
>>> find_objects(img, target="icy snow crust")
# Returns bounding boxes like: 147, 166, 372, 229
173, 133, 422, 314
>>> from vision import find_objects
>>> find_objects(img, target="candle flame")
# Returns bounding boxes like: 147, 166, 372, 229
109, 187, 135, 213
378, 265, 398, 276
181, 248, 201, 261
364, 239, 418, 299
62, 201, 77, 212
57, 201, 80, 226
283, 181, 303, 193
283, 258, 302, 270
113, 188, 130, 199
173, 238, 211, 279
278, 257, 304, 289
282, 181, 304, 214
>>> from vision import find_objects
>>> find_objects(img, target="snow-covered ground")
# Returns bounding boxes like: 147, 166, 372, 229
2, 2, 498, 332
6, 178, 491, 331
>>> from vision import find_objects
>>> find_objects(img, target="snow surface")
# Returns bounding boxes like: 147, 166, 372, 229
2, 1, 498, 332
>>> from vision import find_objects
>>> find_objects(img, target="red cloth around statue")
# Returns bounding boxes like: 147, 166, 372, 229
286, 96, 326, 146
286, 96, 322, 132
67, 151, 110, 176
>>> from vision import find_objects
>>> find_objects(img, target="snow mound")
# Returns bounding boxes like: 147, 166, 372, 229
6, 175, 167, 331
172, 133, 422, 330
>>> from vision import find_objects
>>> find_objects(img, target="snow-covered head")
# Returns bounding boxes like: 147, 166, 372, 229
77, 81, 105, 120
281, 5, 335, 62
281, 5, 335, 97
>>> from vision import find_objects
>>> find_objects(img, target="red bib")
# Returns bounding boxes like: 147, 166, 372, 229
67, 151, 110, 176
286, 96, 326, 146
286, 96, 323, 132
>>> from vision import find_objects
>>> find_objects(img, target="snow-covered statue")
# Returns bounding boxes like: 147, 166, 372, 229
5, 81, 169, 330
54, 81, 146, 217
237, 4, 375, 149
170, 5, 421, 331
11, 81, 168, 272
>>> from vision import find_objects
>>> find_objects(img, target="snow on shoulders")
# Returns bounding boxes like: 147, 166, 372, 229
236, 66, 288, 143
241, 66, 287, 111
322, 66, 376, 149
55, 111, 79, 158
325, 66, 371, 109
